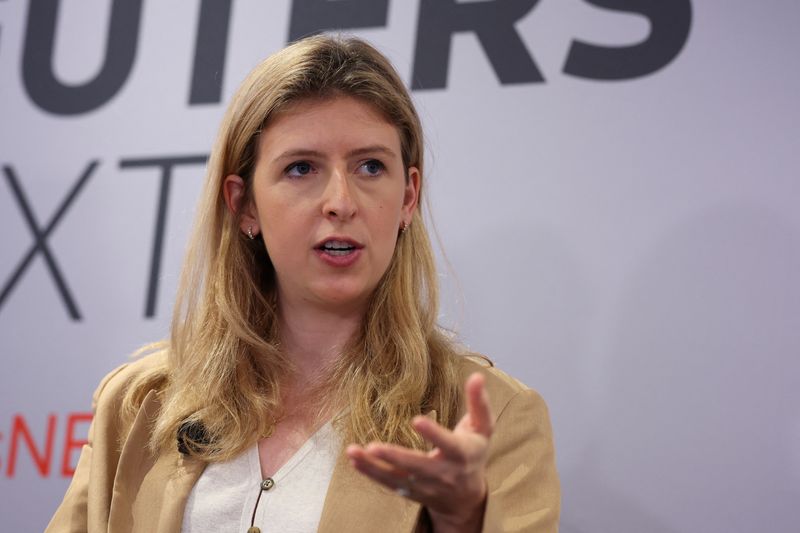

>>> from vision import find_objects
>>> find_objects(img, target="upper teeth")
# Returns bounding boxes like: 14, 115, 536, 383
323, 240, 354, 250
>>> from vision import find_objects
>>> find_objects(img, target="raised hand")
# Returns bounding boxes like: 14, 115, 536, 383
346, 372, 494, 533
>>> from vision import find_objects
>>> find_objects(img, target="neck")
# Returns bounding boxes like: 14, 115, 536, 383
277, 294, 364, 387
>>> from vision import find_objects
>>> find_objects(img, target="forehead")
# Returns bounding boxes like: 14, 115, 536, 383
257, 96, 401, 158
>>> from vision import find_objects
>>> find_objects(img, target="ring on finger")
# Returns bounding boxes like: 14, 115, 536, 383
395, 473, 415, 498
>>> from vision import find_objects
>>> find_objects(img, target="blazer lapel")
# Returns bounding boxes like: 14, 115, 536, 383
317, 410, 437, 533
108, 390, 206, 533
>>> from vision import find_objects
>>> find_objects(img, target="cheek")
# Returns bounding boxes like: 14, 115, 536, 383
255, 198, 308, 257
257, 191, 297, 228
369, 200, 397, 229
370, 206, 401, 253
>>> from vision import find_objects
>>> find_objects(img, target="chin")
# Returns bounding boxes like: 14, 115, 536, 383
311, 283, 374, 311
316, 289, 368, 307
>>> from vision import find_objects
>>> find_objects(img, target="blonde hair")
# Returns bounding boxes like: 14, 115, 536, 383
123, 35, 461, 461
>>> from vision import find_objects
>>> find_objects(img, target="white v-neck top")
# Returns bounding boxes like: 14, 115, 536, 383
181, 421, 340, 533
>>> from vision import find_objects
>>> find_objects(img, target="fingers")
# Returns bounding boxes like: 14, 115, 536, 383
348, 443, 425, 472
347, 444, 434, 499
347, 444, 408, 484
347, 435, 488, 514
409, 373, 493, 461
344, 374, 494, 518
465, 372, 493, 438
365, 442, 443, 481
412, 416, 467, 460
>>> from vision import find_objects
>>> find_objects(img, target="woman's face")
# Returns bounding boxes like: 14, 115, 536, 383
234, 96, 419, 314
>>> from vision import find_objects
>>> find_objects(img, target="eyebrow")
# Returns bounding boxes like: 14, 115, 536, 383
271, 144, 398, 165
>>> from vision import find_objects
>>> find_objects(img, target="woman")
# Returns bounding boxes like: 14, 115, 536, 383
46, 35, 559, 533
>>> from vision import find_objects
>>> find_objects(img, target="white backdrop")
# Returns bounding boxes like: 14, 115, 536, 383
1, 1, 798, 532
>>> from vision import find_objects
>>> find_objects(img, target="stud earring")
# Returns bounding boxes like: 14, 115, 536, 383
247, 226, 255, 240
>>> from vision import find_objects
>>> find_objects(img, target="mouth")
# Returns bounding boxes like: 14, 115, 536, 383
314, 238, 364, 257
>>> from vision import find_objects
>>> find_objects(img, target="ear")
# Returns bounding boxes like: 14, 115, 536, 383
222, 174, 259, 236
401, 166, 421, 225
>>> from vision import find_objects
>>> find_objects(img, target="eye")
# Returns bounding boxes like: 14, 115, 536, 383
285, 161, 314, 178
358, 159, 385, 177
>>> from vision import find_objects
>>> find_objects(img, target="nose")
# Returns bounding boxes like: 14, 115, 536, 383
321, 167, 357, 221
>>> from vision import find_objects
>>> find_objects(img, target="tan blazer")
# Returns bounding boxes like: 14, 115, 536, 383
46, 353, 559, 532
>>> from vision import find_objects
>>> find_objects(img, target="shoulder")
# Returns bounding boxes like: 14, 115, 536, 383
452, 354, 561, 528
91, 350, 168, 418
82, 349, 170, 466
45, 351, 170, 532
451, 352, 549, 423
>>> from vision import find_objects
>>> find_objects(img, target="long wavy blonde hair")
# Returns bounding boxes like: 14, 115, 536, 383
123, 35, 462, 461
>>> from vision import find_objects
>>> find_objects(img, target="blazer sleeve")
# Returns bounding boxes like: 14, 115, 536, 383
45, 363, 130, 533
481, 388, 560, 533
